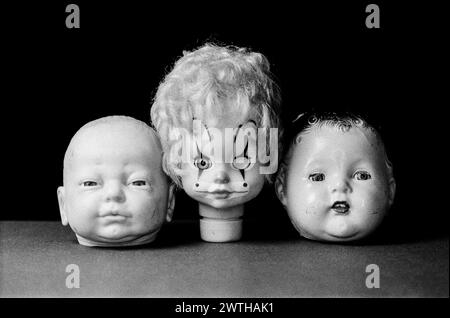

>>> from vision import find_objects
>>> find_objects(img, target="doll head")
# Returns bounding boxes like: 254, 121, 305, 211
275, 112, 396, 242
151, 44, 280, 207
150, 44, 281, 241
57, 116, 175, 247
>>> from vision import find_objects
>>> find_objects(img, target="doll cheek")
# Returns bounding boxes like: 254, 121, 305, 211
242, 169, 264, 188
304, 191, 327, 209
67, 199, 92, 219
304, 202, 327, 218
354, 187, 388, 215
136, 205, 164, 230
288, 194, 322, 217
181, 165, 198, 178
67, 206, 96, 235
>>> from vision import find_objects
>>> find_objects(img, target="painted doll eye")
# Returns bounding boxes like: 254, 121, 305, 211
131, 180, 147, 186
308, 173, 325, 182
194, 156, 212, 170
82, 181, 98, 187
231, 156, 251, 170
354, 171, 372, 180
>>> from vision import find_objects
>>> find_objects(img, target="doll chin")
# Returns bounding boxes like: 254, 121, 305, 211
86, 224, 147, 242
196, 193, 252, 210
324, 218, 359, 240
201, 198, 238, 210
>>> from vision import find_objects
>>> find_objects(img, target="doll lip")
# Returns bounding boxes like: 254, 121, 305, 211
101, 213, 128, 218
208, 186, 248, 194
209, 190, 233, 194
208, 190, 234, 199
196, 189, 235, 195
99, 211, 130, 218
100, 214, 128, 223
331, 201, 350, 214
204, 186, 235, 195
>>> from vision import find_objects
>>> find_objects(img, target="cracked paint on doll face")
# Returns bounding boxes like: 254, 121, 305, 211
180, 119, 265, 210
280, 124, 395, 242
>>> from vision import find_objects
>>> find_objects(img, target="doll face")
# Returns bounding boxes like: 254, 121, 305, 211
58, 123, 173, 244
279, 125, 395, 242
179, 119, 265, 210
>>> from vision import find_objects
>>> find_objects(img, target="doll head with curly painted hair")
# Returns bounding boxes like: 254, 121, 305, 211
150, 44, 281, 241
275, 111, 396, 242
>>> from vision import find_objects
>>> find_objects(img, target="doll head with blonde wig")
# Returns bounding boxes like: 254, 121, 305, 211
151, 44, 281, 242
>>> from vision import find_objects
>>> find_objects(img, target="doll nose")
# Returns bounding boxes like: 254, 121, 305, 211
105, 182, 126, 202
214, 171, 230, 184
331, 177, 352, 194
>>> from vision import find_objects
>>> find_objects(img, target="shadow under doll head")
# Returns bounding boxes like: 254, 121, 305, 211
150, 44, 281, 241
57, 116, 175, 247
275, 111, 396, 242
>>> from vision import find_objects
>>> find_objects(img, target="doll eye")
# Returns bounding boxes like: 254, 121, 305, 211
82, 181, 98, 187
308, 173, 325, 182
131, 180, 148, 187
353, 171, 372, 180
194, 156, 212, 170
231, 156, 251, 170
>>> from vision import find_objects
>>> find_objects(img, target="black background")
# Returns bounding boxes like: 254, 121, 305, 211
2, 1, 446, 241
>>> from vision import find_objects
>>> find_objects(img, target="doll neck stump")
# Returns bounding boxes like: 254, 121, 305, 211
75, 231, 159, 247
198, 203, 244, 242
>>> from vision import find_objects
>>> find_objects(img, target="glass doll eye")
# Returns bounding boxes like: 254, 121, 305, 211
354, 171, 372, 180
82, 181, 98, 187
131, 180, 147, 186
194, 156, 212, 170
308, 173, 325, 182
232, 156, 251, 170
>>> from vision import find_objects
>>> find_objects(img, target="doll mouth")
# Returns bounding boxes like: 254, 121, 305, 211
101, 214, 128, 219
99, 210, 130, 220
195, 182, 249, 194
100, 215, 128, 223
331, 201, 350, 214
207, 190, 234, 199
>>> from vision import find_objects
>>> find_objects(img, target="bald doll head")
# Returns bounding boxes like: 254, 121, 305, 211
57, 116, 175, 247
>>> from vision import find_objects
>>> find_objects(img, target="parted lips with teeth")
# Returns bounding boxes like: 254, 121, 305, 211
331, 201, 350, 214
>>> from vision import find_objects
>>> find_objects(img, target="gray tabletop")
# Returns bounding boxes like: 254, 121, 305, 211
0, 221, 448, 298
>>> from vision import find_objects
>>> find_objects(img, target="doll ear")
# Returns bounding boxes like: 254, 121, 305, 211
166, 183, 176, 223
387, 177, 396, 207
57, 186, 68, 226
275, 167, 288, 207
